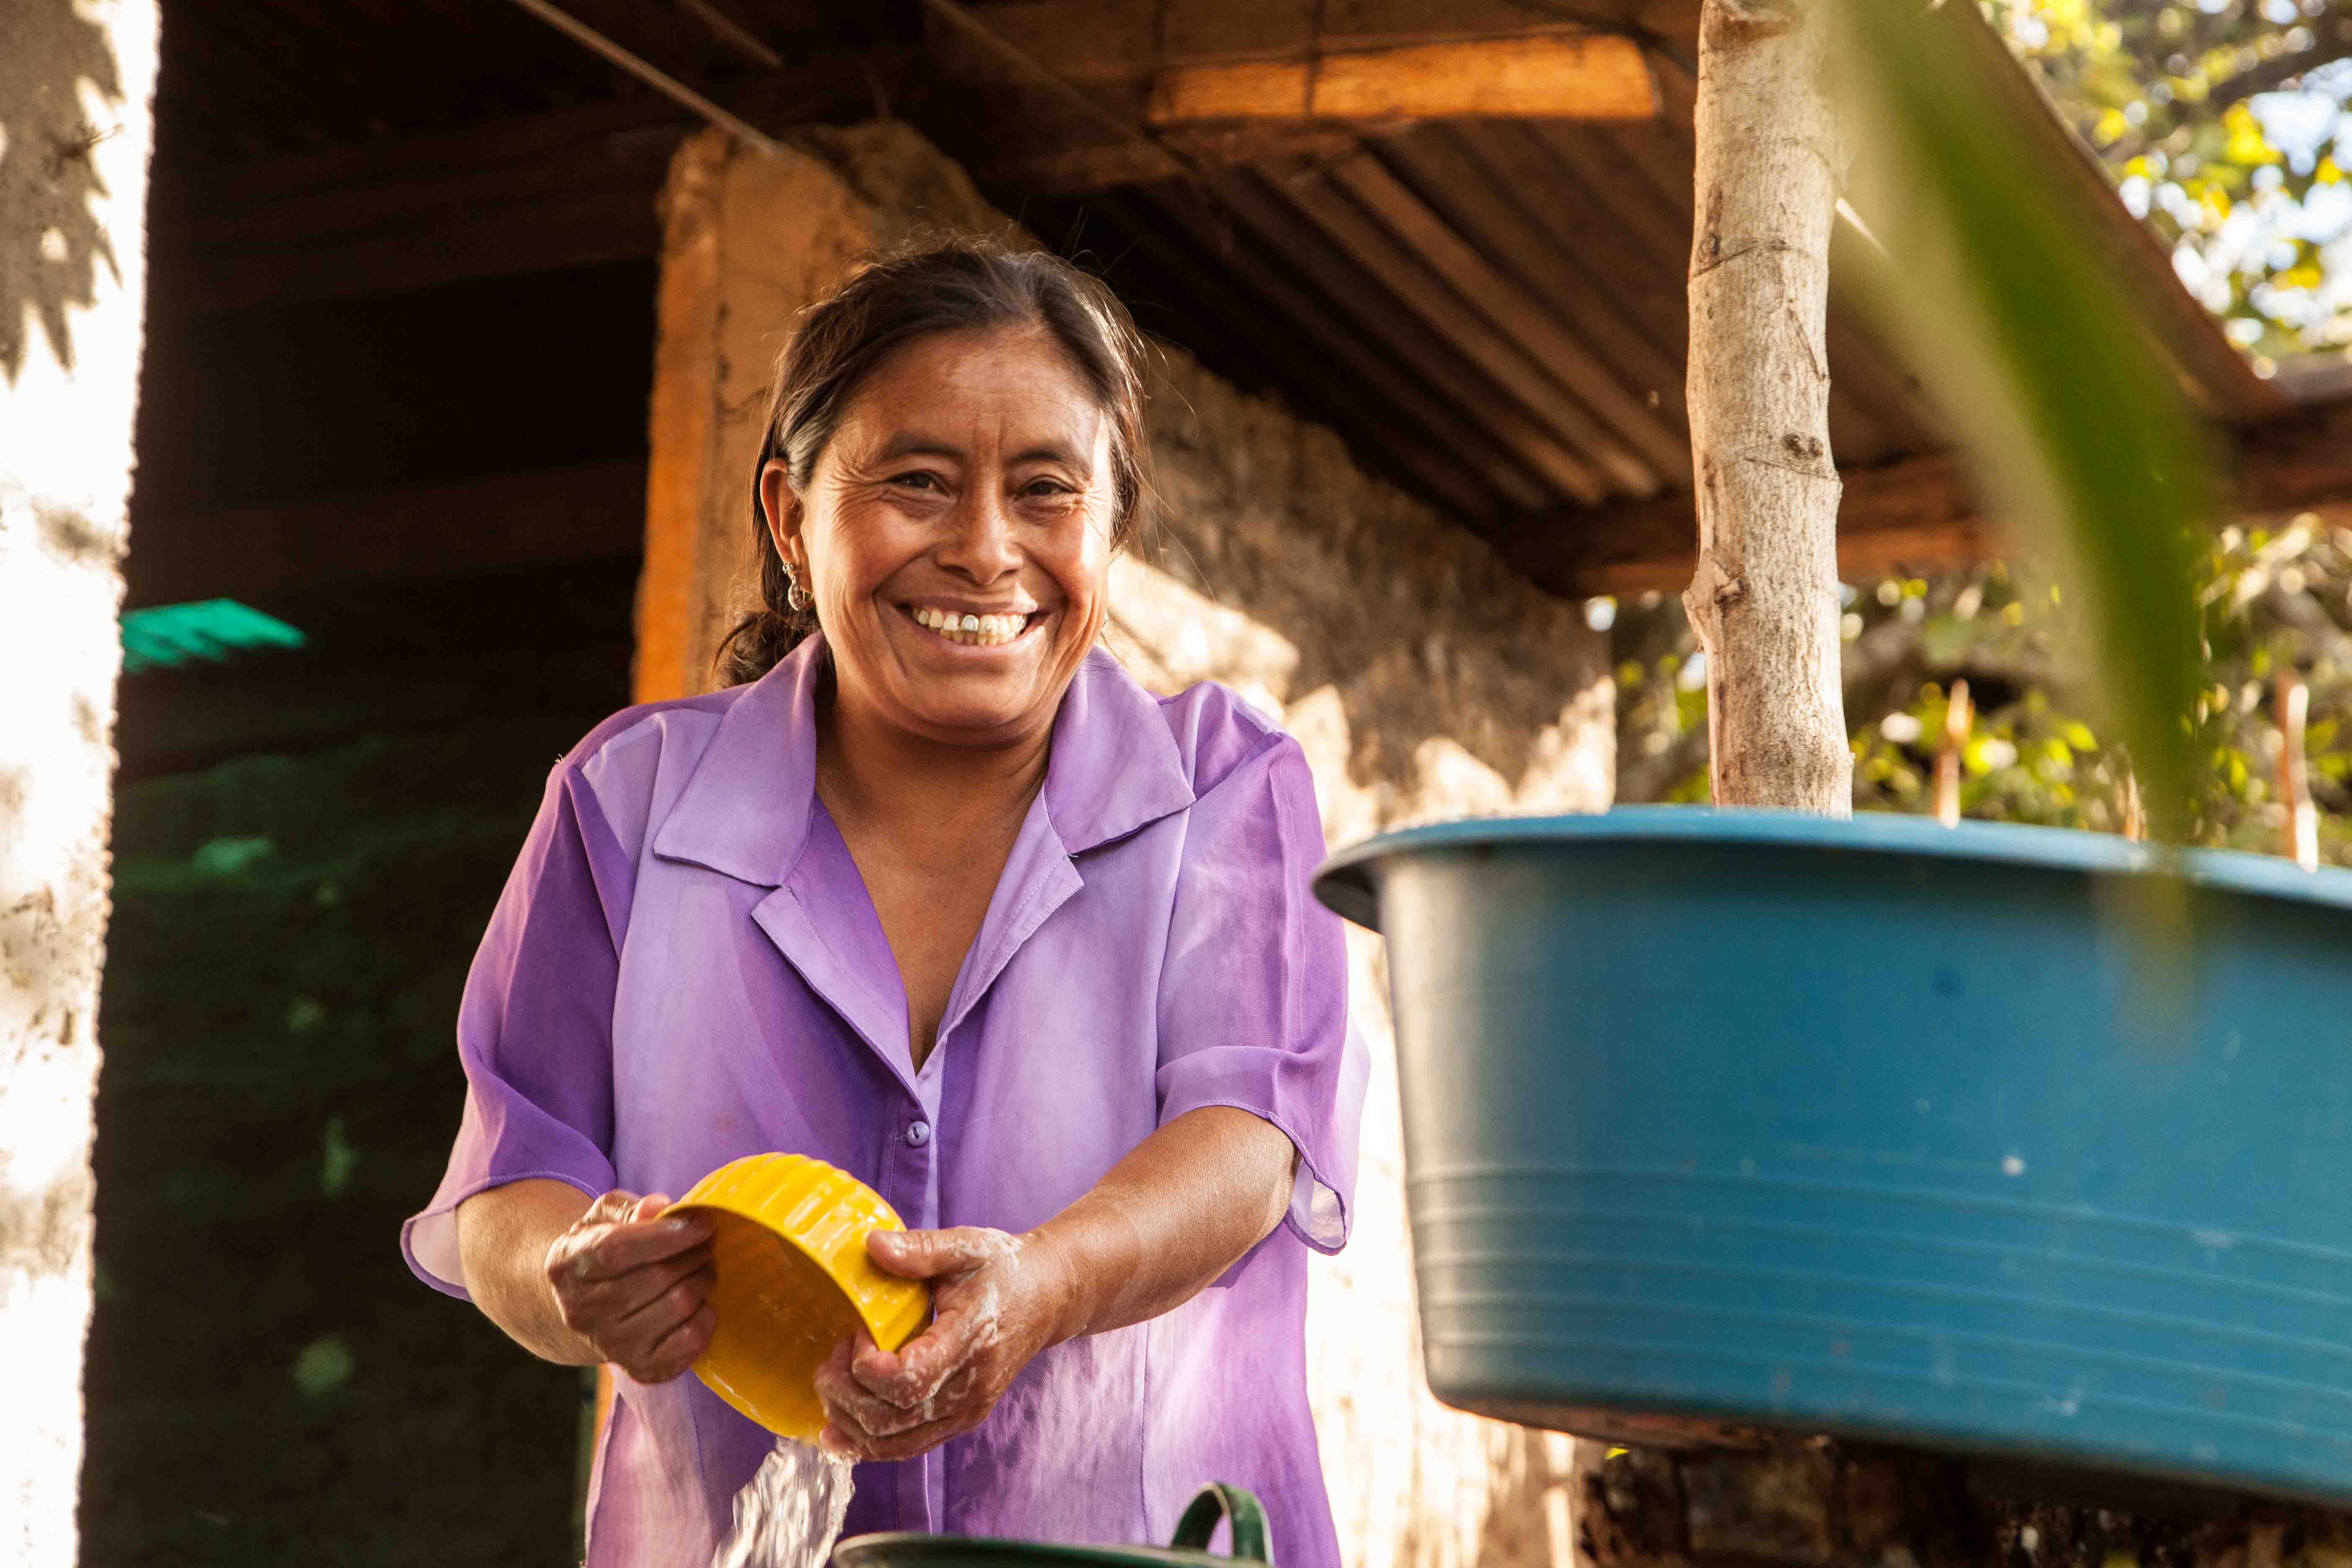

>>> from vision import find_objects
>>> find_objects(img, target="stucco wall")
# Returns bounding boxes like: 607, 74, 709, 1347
1112, 335, 1612, 1568
1, 0, 158, 1560
645, 122, 1614, 1568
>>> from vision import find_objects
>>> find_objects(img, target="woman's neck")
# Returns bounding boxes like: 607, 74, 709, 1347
813, 685, 1053, 851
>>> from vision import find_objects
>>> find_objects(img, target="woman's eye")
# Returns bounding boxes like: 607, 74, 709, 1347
1021, 479, 1074, 498
891, 471, 944, 491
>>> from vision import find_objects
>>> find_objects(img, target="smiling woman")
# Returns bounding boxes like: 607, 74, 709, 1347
404, 237, 1368, 1568
720, 240, 1151, 692
760, 324, 1115, 753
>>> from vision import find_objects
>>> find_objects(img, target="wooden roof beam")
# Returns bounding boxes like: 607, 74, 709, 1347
1148, 34, 1659, 125
154, 47, 912, 312
1515, 396, 2352, 598
923, 0, 1677, 191
123, 461, 647, 608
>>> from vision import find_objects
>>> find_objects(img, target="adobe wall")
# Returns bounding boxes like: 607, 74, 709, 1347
646, 122, 1615, 1568
0, 0, 160, 1560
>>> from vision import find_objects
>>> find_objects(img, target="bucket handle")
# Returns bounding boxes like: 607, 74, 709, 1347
1170, 1484, 1272, 1565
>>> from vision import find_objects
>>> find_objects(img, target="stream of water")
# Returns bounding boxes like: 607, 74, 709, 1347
712, 1440, 857, 1568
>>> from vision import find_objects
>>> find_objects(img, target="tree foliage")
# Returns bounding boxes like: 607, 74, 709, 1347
1615, 509, 2352, 864
1984, 0, 2352, 362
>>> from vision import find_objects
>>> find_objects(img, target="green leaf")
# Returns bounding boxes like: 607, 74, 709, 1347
1826, 0, 2213, 841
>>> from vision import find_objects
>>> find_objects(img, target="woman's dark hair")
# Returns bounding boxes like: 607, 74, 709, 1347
714, 235, 1155, 686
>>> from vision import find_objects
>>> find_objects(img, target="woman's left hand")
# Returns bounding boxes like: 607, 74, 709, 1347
813, 1226, 1073, 1463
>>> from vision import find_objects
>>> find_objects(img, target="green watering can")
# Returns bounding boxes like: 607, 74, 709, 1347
833, 1485, 1271, 1568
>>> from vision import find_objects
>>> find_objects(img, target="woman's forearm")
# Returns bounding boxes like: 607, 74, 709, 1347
1026, 1106, 1298, 1346
456, 1178, 600, 1364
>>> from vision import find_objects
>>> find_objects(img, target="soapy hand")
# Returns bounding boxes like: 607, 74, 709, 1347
544, 1190, 717, 1385
813, 1226, 1070, 1463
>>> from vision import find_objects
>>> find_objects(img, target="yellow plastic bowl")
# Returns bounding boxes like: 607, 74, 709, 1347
669, 1153, 931, 1440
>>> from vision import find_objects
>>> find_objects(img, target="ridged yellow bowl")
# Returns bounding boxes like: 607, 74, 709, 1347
670, 1153, 931, 1440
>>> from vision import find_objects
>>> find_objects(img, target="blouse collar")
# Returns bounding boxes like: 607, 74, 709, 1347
650, 634, 1195, 887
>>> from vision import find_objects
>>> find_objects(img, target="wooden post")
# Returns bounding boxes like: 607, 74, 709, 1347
2277, 671, 2318, 871
1681, 0, 1852, 816
1934, 679, 1972, 828
0, 0, 160, 1558
2119, 759, 2146, 843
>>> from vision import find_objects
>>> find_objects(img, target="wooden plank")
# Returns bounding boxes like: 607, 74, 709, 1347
949, 111, 1352, 191
1260, 156, 1654, 498
1373, 126, 1688, 432
1147, 35, 1659, 124
1522, 119, 1903, 461
935, 0, 1687, 78
155, 51, 911, 311
637, 132, 730, 704
1326, 0, 1700, 42
1201, 168, 1615, 505
2269, 352, 2352, 408
1083, 192, 1524, 515
1322, 146, 1689, 482
1518, 397, 2352, 594
1620, 8, 2272, 429
2235, 396, 2352, 513
926, 0, 1162, 83
1119, 187, 1558, 509
1579, 71, 1944, 452
1932, 0, 2286, 423
121, 460, 647, 607
1507, 451, 1986, 596
1162, 0, 1317, 61
179, 185, 673, 313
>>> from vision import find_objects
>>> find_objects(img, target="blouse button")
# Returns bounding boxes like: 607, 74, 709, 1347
903, 1119, 932, 1148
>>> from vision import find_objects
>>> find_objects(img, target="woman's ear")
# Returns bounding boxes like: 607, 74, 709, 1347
759, 459, 805, 575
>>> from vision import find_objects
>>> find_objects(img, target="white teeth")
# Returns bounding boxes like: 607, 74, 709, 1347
908, 606, 1029, 646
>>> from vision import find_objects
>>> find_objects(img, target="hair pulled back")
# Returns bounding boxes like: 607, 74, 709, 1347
715, 234, 1154, 687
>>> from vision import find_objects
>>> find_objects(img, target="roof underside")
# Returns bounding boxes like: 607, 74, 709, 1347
147, 0, 2319, 598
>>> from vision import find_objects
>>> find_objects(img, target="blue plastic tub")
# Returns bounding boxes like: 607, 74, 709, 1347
1313, 807, 2352, 1503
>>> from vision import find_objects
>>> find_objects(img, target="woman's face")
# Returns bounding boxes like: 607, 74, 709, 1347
765, 325, 1119, 750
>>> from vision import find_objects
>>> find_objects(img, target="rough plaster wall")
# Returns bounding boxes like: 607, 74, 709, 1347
1106, 356, 1613, 1568
648, 122, 1616, 1568
0, 0, 159, 1559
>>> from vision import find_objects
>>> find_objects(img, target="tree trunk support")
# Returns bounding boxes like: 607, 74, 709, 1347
1682, 0, 1852, 815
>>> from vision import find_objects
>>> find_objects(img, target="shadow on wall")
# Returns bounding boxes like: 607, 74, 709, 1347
0, 0, 124, 383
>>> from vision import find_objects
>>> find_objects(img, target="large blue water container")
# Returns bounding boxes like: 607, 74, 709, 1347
1314, 807, 2352, 1502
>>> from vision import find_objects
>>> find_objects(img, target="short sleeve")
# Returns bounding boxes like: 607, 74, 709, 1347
400, 761, 633, 1299
1155, 732, 1367, 1253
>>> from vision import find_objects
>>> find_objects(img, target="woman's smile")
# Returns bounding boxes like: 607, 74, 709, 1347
901, 602, 1047, 651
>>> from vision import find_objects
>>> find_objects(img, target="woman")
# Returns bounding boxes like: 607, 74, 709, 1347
401, 238, 1367, 1566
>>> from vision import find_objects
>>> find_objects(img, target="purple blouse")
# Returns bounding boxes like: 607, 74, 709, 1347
402, 636, 1366, 1568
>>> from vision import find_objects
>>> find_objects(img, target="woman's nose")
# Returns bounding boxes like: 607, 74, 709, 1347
938, 487, 1022, 583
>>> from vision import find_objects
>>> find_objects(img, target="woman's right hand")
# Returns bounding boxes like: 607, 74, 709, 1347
543, 1190, 717, 1384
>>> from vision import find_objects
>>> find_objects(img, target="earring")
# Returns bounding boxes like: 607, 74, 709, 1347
783, 562, 813, 615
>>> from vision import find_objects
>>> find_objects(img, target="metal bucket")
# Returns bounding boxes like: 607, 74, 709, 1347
1314, 807, 2352, 1503
833, 1484, 1270, 1568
